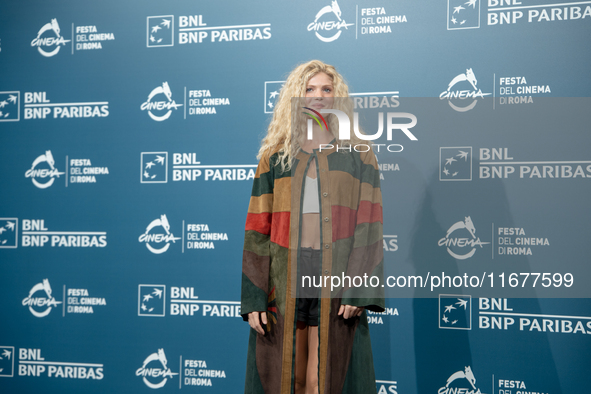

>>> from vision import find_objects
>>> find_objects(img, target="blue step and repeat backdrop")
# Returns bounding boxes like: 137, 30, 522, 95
1, 0, 591, 393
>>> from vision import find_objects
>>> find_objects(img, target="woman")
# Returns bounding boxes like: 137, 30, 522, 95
241, 60, 384, 394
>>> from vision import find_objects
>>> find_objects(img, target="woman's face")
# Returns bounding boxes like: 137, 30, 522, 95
305, 72, 334, 110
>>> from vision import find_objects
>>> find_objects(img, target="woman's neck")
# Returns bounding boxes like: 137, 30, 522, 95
300, 125, 333, 152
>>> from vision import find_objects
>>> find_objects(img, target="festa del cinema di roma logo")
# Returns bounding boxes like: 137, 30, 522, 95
31, 19, 70, 57
136, 349, 178, 389
308, 0, 354, 42
440, 68, 491, 112
438, 217, 489, 260
140, 82, 182, 121
22, 279, 62, 318
138, 214, 180, 254
25, 150, 64, 189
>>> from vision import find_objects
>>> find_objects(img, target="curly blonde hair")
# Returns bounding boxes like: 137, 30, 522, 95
258, 60, 362, 172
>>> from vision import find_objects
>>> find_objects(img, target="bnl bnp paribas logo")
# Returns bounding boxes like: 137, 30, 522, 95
138, 285, 166, 317
31, 19, 70, 57
138, 215, 180, 254
140, 82, 182, 121
439, 294, 472, 330
0, 219, 18, 248
440, 147, 472, 181
136, 349, 178, 389
147, 14, 271, 47
438, 217, 490, 260
22, 279, 62, 318
440, 68, 491, 112
0, 347, 15, 377
25, 150, 65, 189
147, 16, 174, 47
141, 152, 168, 183
308, 0, 354, 42
264, 81, 284, 113
447, 0, 480, 30
0, 92, 20, 121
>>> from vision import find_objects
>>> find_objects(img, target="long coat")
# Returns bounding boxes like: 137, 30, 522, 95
241, 142, 385, 394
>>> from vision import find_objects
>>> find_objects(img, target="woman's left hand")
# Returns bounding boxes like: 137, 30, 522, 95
338, 304, 364, 319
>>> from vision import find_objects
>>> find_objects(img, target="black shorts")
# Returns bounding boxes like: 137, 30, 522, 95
297, 247, 321, 326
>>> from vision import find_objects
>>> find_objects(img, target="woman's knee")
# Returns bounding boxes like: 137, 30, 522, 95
294, 365, 307, 391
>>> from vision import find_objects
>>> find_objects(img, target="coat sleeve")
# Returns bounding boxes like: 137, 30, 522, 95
340, 149, 385, 312
241, 152, 275, 321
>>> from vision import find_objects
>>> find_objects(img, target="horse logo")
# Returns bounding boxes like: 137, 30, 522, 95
446, 366, 477, 390
140, 82, 182, 121
25, 150, 65, 189
21, 279, 62, 318
438, 365, 485, 393
440, 68, 490, 112
445, 216, 475, 238
138, 214, 180, 254
315, 1, 342, 22
136, 348, 178, 389
448, 68, 478, 91
307, 0, 353, 43
438, 216, 489, 260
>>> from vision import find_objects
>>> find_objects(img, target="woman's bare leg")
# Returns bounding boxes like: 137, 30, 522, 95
306, 325, 319, 394
294, 321, 309, 394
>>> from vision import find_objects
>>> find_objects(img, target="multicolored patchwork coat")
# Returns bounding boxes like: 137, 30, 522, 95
241, 143, 385, 394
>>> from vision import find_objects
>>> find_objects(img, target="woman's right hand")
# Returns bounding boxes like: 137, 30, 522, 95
247, 311, 268, 335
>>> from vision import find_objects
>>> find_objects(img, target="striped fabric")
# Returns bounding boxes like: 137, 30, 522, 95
241, 143, 385, 394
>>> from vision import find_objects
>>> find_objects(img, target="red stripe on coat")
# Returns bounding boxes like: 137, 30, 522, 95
270, 211, 290, 249
331, 205, 357, 242
356, 201, 383, 225
245, 212, 272, 235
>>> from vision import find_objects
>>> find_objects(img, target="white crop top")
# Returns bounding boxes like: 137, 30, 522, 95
302, 176, 320, 214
